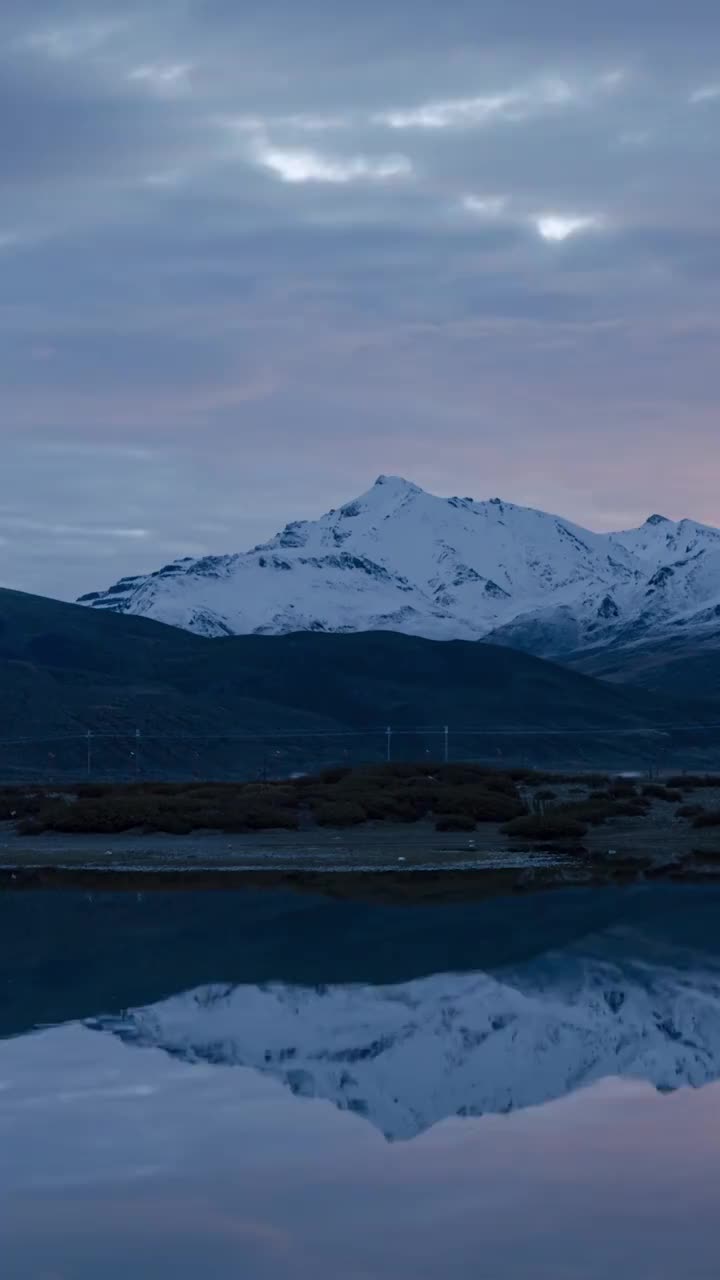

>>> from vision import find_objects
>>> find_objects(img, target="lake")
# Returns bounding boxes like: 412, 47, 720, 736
2, 884, 720, 1278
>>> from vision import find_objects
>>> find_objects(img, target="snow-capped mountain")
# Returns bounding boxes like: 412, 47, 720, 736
78, 476, 720, 657
90, 939, 720, 1141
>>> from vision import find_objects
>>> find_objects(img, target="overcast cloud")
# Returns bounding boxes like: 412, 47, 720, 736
3, 0, 720, 597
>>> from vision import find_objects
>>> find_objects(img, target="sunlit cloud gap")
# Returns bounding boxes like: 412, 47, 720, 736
461, 199, 604, 241
250, 140, 413, 184
535, 214, 603, 241
375, 71, 625, 131
378, 91, 529, 129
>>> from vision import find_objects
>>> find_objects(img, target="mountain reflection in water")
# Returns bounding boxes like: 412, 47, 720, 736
90, 941, 720, 1141
3, 885, 720, 1278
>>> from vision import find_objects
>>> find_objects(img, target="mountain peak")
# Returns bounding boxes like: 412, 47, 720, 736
78, 478, 720, 655
645, 513, 670, 526
373, 474, 420, 492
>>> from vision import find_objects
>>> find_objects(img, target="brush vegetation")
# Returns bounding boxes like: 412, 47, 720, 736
5, 764, 717, 838
501, 814, 588, 840
11, 762, 534, 835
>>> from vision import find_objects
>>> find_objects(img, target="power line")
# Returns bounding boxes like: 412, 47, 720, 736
1, 723, 720, 745
1, 722, 717, 785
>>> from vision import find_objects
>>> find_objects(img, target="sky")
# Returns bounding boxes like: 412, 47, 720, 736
3, 0, 720, 599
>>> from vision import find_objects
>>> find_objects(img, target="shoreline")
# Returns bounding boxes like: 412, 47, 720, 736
4, 771, 720, 899
2, 847, 719, 901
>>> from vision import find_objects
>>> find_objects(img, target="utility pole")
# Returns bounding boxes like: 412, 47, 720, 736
443, 724, 449, 764
385, 725, 392, 763
86, 730, 93, 778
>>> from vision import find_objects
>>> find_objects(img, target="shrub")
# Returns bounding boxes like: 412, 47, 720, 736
16, 817, 45, 836
428, 786, 525, 823
692, 810, 720, 829
314, 801, 367, 827
435, 813, 477, 832
468, 791, 526, 822
186, 784, 252, 802
436, 764, 504, 787
611, 801, 650, 817
389, 783, 437, 811
221, 807, 299, 832
245, 785, 299, 808
666, 774, 720, 790
318, 766, 352, 784
484, 776, 522, 795
326, 778, 524, 823
74, 783, 116, 799
21, 792, 303, 835
559, 797, 648, 825
146, 813, 196, 835
0, 790, 45, 820
642, 785, 683, 802
676, 804, 705, 819
557, 801, 611, 826
143, 796, 301, 833
358, 792, 423, 822
31, 799, 145, 834
501, 814, 588, 839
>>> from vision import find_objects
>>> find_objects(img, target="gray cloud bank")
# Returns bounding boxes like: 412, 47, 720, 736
2, 1, 720, 597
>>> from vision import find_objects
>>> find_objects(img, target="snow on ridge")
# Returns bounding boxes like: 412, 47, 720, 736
77, 477, 720, 654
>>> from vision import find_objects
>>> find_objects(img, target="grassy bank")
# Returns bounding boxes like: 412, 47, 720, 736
4, 763, 720, 842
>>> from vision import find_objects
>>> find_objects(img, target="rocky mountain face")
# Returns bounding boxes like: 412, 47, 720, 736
78, 476, 720, 658
91, 937, 720, 1142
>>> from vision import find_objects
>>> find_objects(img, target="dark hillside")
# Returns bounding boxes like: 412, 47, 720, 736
0, 587, 712, 775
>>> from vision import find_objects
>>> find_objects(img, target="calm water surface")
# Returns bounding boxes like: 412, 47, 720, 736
2, 885, 720, 1279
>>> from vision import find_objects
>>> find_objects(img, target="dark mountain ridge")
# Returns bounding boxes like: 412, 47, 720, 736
0, 586, 714, 775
